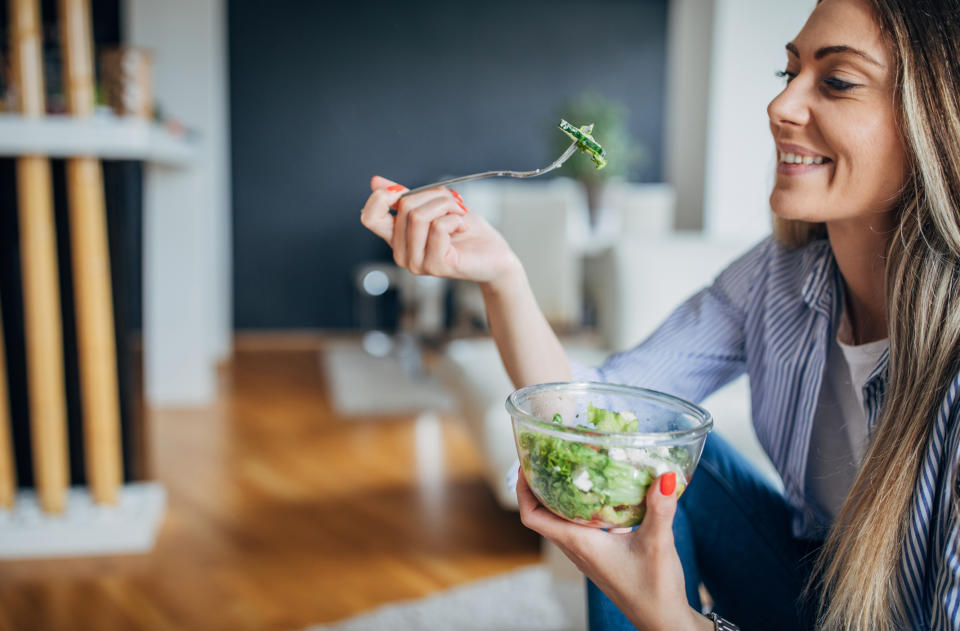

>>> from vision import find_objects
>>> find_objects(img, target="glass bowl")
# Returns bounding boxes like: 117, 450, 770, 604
506, 381, 713, 530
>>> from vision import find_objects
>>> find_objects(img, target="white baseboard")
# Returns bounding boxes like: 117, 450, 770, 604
0, 482, 166, 559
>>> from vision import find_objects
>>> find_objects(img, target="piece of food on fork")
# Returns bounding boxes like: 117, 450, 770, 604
558, 119, 608, 169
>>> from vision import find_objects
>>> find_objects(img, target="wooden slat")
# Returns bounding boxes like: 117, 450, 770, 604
10, 0, 46, 116
59, 0, 123, 504
58, 0, 95, 118
10, 0, 70, 514
0, 298, 15, 508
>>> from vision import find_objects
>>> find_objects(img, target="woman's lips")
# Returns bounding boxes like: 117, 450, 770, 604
775, 143, 832, 176
777, 160, 831, 176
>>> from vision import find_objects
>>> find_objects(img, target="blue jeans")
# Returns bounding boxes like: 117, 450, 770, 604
587, 433, 825, 631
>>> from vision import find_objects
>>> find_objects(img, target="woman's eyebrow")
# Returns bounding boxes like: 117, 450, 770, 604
785, 42, 883, 68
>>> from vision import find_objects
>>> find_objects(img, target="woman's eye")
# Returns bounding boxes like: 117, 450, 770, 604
775, 69, 797, 83
823, 77, 856, 91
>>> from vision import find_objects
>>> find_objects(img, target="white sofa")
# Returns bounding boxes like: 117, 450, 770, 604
440, 182, 780, 509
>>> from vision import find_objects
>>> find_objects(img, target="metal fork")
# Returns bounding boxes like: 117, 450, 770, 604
399, 142, 579, 198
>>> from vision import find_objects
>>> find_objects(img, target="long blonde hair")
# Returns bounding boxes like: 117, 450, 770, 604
775, 1, 960, 628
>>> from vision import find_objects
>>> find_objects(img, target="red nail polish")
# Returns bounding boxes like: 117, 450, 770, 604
387, 184, 405, 193
660, 472, 677, 496
455, 200, 469, 213
450, 189, 463, 202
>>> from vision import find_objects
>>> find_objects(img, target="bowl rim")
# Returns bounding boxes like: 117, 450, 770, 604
505, 381, 714, 444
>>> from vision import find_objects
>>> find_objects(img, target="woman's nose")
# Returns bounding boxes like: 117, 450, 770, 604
767, 79, 811, 128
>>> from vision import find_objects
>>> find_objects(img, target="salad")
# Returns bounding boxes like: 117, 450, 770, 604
559, 119, 608, 169
517, 403, 689, 528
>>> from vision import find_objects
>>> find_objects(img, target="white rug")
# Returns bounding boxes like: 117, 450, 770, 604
303, 564, 576, 631
320, 340, 455, 417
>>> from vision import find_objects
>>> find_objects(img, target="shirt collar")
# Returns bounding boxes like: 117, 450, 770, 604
864, 346, 889, 386
799, 238, 889, 390
799, 239, 837, 318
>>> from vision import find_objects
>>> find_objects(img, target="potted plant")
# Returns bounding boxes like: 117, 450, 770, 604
552, 93, 644, 228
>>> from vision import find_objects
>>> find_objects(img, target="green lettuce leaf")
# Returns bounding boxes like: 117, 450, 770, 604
517, 402, 685, 527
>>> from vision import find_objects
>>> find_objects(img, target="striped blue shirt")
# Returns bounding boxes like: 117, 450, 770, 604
571, 236, 960, 629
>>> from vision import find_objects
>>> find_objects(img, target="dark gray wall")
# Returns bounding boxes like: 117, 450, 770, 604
230, 0, 668, 329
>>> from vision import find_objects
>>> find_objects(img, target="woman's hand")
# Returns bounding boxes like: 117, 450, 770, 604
516, 471, 712, 631
362, 174, 571, 387
361, 175, 521, 288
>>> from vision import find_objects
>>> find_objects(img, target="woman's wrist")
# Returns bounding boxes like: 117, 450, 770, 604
689, 608, 720, 631
478, 253, 525, 298
625, 605, 716, 631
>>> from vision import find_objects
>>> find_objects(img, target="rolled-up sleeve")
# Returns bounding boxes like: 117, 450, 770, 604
569, 238, 770, 404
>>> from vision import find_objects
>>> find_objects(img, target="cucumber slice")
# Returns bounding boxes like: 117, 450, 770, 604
559, 119, 608, 169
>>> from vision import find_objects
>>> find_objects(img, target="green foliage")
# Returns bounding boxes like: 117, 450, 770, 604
552, 92, 645, 181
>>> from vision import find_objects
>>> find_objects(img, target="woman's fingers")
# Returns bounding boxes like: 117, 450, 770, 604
361, 184, 407, 242
393, 188, 458, 267
405, 198, 465, 273
517, 467, 693, 631
516, 469, 551, 534
636, 473, 679, 548
515, 469, 539, 515
516, 469, 573, 537
370, 174, 400, 191
422, 213, 466, 275
363, 175, 475, 276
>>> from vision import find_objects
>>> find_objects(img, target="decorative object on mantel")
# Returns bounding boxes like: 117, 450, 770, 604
552, 93, 645, 231
0, 49, 13, 112
100, 46, 154, 120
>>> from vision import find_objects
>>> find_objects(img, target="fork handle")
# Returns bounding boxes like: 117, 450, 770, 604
398, 141, 578, 198
399, 171, 525, 198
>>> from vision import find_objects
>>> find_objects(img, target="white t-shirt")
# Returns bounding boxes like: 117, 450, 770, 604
805, 311, 888, 520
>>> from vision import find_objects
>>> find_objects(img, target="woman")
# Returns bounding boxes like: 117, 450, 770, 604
360, 0, 960, 628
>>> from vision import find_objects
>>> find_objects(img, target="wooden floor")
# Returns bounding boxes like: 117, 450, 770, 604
0, 348, 541, 631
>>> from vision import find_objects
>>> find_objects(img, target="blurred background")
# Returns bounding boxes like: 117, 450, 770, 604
0, 0, 812, 629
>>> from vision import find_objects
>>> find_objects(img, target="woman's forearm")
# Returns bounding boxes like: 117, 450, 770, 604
480, 262, 572, 389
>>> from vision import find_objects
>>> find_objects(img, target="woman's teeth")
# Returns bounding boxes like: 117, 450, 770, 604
779, 151, 825, 165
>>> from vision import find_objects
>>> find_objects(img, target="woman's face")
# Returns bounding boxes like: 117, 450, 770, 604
767, 0, 906, 225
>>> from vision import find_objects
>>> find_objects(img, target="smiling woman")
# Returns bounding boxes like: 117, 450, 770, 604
360, 0, 960, 629
768, 0, 906, 235
768, 0, 960, 629
768, 0, 904, 347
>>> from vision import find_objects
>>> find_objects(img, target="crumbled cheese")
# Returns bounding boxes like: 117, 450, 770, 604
572, 468, 593, 492
611, 447, 684, 477
608, 447, 628, 461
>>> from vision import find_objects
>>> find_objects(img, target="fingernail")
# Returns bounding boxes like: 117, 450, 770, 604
450, 189, 463, 202
387, 185, 406, 193
455, 200, 469, 213
659, 472, 677, 496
